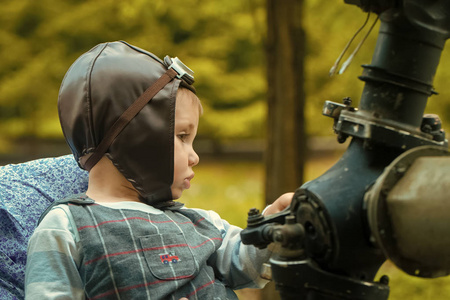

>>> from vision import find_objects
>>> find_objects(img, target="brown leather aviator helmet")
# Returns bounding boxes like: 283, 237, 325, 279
58, 41, 196, 206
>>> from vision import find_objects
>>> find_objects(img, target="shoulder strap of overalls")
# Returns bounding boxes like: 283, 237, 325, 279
37, 194, 95, 226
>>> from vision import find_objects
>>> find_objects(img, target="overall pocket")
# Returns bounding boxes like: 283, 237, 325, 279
139, 233, 197, 280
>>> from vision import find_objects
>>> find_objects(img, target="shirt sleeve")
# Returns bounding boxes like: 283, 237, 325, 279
25, 205, 85, 299
195, 209, 272, 290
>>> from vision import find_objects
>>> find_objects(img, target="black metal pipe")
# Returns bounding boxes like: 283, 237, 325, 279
358, 0, 450, 128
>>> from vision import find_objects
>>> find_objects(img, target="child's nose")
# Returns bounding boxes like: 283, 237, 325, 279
189, 149, 199, 167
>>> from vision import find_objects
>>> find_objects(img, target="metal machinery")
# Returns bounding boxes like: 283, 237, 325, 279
241, 1, 450, 299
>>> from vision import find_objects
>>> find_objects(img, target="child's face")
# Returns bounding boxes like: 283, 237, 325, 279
171, 89, 200, 199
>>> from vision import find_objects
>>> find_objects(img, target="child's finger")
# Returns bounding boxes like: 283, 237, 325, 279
263, 192, 294, 215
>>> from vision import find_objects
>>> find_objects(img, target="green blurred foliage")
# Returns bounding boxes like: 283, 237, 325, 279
0, 0, 449, 149
0, 0, 267, 147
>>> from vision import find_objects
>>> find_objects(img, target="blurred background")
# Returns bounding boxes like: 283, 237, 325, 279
1, 0, 449, 299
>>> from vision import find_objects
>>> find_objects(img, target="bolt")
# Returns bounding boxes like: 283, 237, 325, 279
248, 208, 260, 217
421, 114, 442, 133
247, 208, 264, 226
337, 132, 348, 143
343, 97, 352, 106
379, 275, 389, 285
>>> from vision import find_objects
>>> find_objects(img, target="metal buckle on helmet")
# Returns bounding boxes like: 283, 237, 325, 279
167, 56, 195, 85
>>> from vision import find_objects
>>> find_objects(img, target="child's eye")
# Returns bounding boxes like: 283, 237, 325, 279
177, 133, 189, 142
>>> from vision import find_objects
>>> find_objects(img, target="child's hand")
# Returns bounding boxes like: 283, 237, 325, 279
263, 192, 294, 216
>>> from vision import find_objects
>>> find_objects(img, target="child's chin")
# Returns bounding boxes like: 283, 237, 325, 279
171, 190, 182, 200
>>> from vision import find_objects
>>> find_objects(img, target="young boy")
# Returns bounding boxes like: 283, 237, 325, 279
25, 41, 292, 299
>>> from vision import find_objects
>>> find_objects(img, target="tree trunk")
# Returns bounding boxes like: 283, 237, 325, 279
263, 0, 306, 299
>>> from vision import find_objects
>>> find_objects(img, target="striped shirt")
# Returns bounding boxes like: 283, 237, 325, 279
25, 196, 270, 299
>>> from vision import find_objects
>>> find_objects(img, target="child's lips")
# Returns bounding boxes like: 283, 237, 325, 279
184, 174, 194, 189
